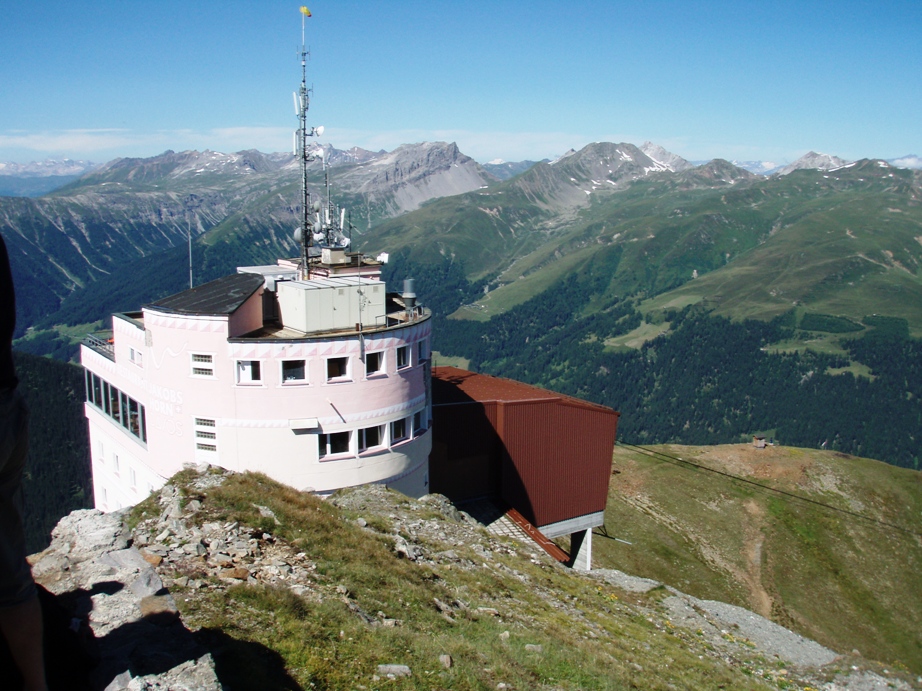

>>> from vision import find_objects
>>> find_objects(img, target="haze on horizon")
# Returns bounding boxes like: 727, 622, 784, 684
1, 0, 919, 166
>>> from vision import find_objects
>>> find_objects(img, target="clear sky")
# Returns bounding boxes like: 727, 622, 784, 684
1, 1, 920, 165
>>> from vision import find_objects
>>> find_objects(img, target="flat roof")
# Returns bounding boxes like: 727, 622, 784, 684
146, 272, 264, 316
431, 366, 616, 414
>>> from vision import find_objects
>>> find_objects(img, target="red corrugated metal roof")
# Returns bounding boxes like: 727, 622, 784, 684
432, 366, 614, 413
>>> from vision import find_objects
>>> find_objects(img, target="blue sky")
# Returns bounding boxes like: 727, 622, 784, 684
1, 1, 919, 165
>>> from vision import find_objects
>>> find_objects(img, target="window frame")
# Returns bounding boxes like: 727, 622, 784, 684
396, 345, 410, 370
358, 425, 385, 453
364, 350, 384, 377
326, 356, 351, 382
280, 359, 307, 385
190, 352, 215, 378
236, 359, 263, 385
390, 417, 409, 445
319, 430, 351, 459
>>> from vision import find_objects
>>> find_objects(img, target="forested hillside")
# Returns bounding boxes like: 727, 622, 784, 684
385, 253, 922, 470
13, 352, 92, 552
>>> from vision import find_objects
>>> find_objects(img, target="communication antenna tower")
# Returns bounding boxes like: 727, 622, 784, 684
294, 6, 321, 280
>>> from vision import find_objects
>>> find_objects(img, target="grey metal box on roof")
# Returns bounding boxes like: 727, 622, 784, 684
276, 276, 386, 333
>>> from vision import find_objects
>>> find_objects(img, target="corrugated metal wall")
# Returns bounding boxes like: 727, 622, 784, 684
429, 368, 619, 529
499, 400, 618, 527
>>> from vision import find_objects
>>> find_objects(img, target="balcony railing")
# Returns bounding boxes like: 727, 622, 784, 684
83, 333, 115, 361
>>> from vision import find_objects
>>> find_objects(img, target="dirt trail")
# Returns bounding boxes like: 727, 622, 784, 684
742, 499, 773, 617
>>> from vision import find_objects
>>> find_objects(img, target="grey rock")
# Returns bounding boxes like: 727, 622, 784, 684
377, 664, 411, 678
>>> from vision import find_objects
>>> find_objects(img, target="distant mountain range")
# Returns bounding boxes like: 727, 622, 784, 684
4, 139, 922, 342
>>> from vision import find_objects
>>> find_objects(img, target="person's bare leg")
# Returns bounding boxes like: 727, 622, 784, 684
0, 595, 47, 691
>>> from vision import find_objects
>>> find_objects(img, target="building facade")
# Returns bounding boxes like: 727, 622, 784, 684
81, 258, 432, 511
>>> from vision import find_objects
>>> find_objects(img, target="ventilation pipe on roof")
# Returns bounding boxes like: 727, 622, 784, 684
403, 278, 416, 319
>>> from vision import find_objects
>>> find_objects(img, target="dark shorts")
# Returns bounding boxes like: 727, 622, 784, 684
0, 387, 34, 608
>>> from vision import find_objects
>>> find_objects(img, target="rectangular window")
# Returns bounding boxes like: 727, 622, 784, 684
129, 348, 143, 367
358, 425, 383, 452
326, 356, 349, 381
236, 360, 262, 384
113, 453, 120, 474
282, 359, 306, 383
391, 418, 407, 444
365, 351, 383, 376
196, 430, 216, 440
129, 467, 137, 488
196, 443, 217, 452
413, 410, 427, 435
417, 340, 428, 363
396, 345, 410, 370
195, 418, 216, 427
191, 353, 214, 377
121, 392, 131, 430
92, 373, 103, 407
319, 431, 350, 458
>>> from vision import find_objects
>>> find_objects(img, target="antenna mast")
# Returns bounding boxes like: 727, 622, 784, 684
295, 6, 318, 280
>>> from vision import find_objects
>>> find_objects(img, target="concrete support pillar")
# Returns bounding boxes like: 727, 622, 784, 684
569, 529, 592, 571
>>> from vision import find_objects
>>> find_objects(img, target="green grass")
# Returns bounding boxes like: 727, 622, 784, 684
604, 320, 671, 350
597, 444, 922, 673
140, 471, 787, 690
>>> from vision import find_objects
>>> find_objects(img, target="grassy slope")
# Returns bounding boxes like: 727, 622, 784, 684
597, 444, 922, 673
139, 470, 801, 691
367, 160, 922, 341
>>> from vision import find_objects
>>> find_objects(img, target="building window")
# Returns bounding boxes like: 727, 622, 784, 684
83, 370, 147, 443
319, 431, 350, 458
282, 359, 306, 383
417, 340, 428, 363
236, 360, 262, 385
130, 347, 143, 367
191, 353, 214, 377
129, 467, 137, 489
391, 417, 408, 444
413, 410, 427, 435
113, 453, 120, 475
396, 345, 410, 370
358, 425, 384, 452
194, 419, 218, 454
326, 356, 349, 381
365, 351, 383, 376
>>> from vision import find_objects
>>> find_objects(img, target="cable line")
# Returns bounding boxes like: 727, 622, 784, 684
616, 441, 922, 538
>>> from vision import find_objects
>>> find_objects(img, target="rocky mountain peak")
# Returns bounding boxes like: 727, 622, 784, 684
776, 151, 850, 176
640, 142, 695, 172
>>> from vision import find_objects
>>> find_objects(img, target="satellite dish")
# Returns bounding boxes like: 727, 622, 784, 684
376, 252, 389, 264
312, 200, 322, 212
316, 125, 325, 136
341, 237, 351, 247
293, 228, 302, 243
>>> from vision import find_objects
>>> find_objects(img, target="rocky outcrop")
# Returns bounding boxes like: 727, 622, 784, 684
30, 508, 221, 691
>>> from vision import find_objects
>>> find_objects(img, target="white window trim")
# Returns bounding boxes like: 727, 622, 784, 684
390, 416, 410, 446
358, 425, 385, 454
319, 430, 352, 460
325, 356, 352, 383
280, 359, 308, 386
364, 351, 386, 379
235, 359, 264, 386
190, 352, 216, 378
396, 345, 411, 371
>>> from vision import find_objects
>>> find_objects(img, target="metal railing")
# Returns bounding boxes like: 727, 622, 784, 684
83, 333, 115, 360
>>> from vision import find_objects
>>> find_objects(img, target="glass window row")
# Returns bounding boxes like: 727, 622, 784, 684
234, 342, 429, 386
318, 411, 428, 460
85, 370, 147, 443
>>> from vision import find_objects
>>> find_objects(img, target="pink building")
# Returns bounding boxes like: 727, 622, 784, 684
81, 255, 432, 511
